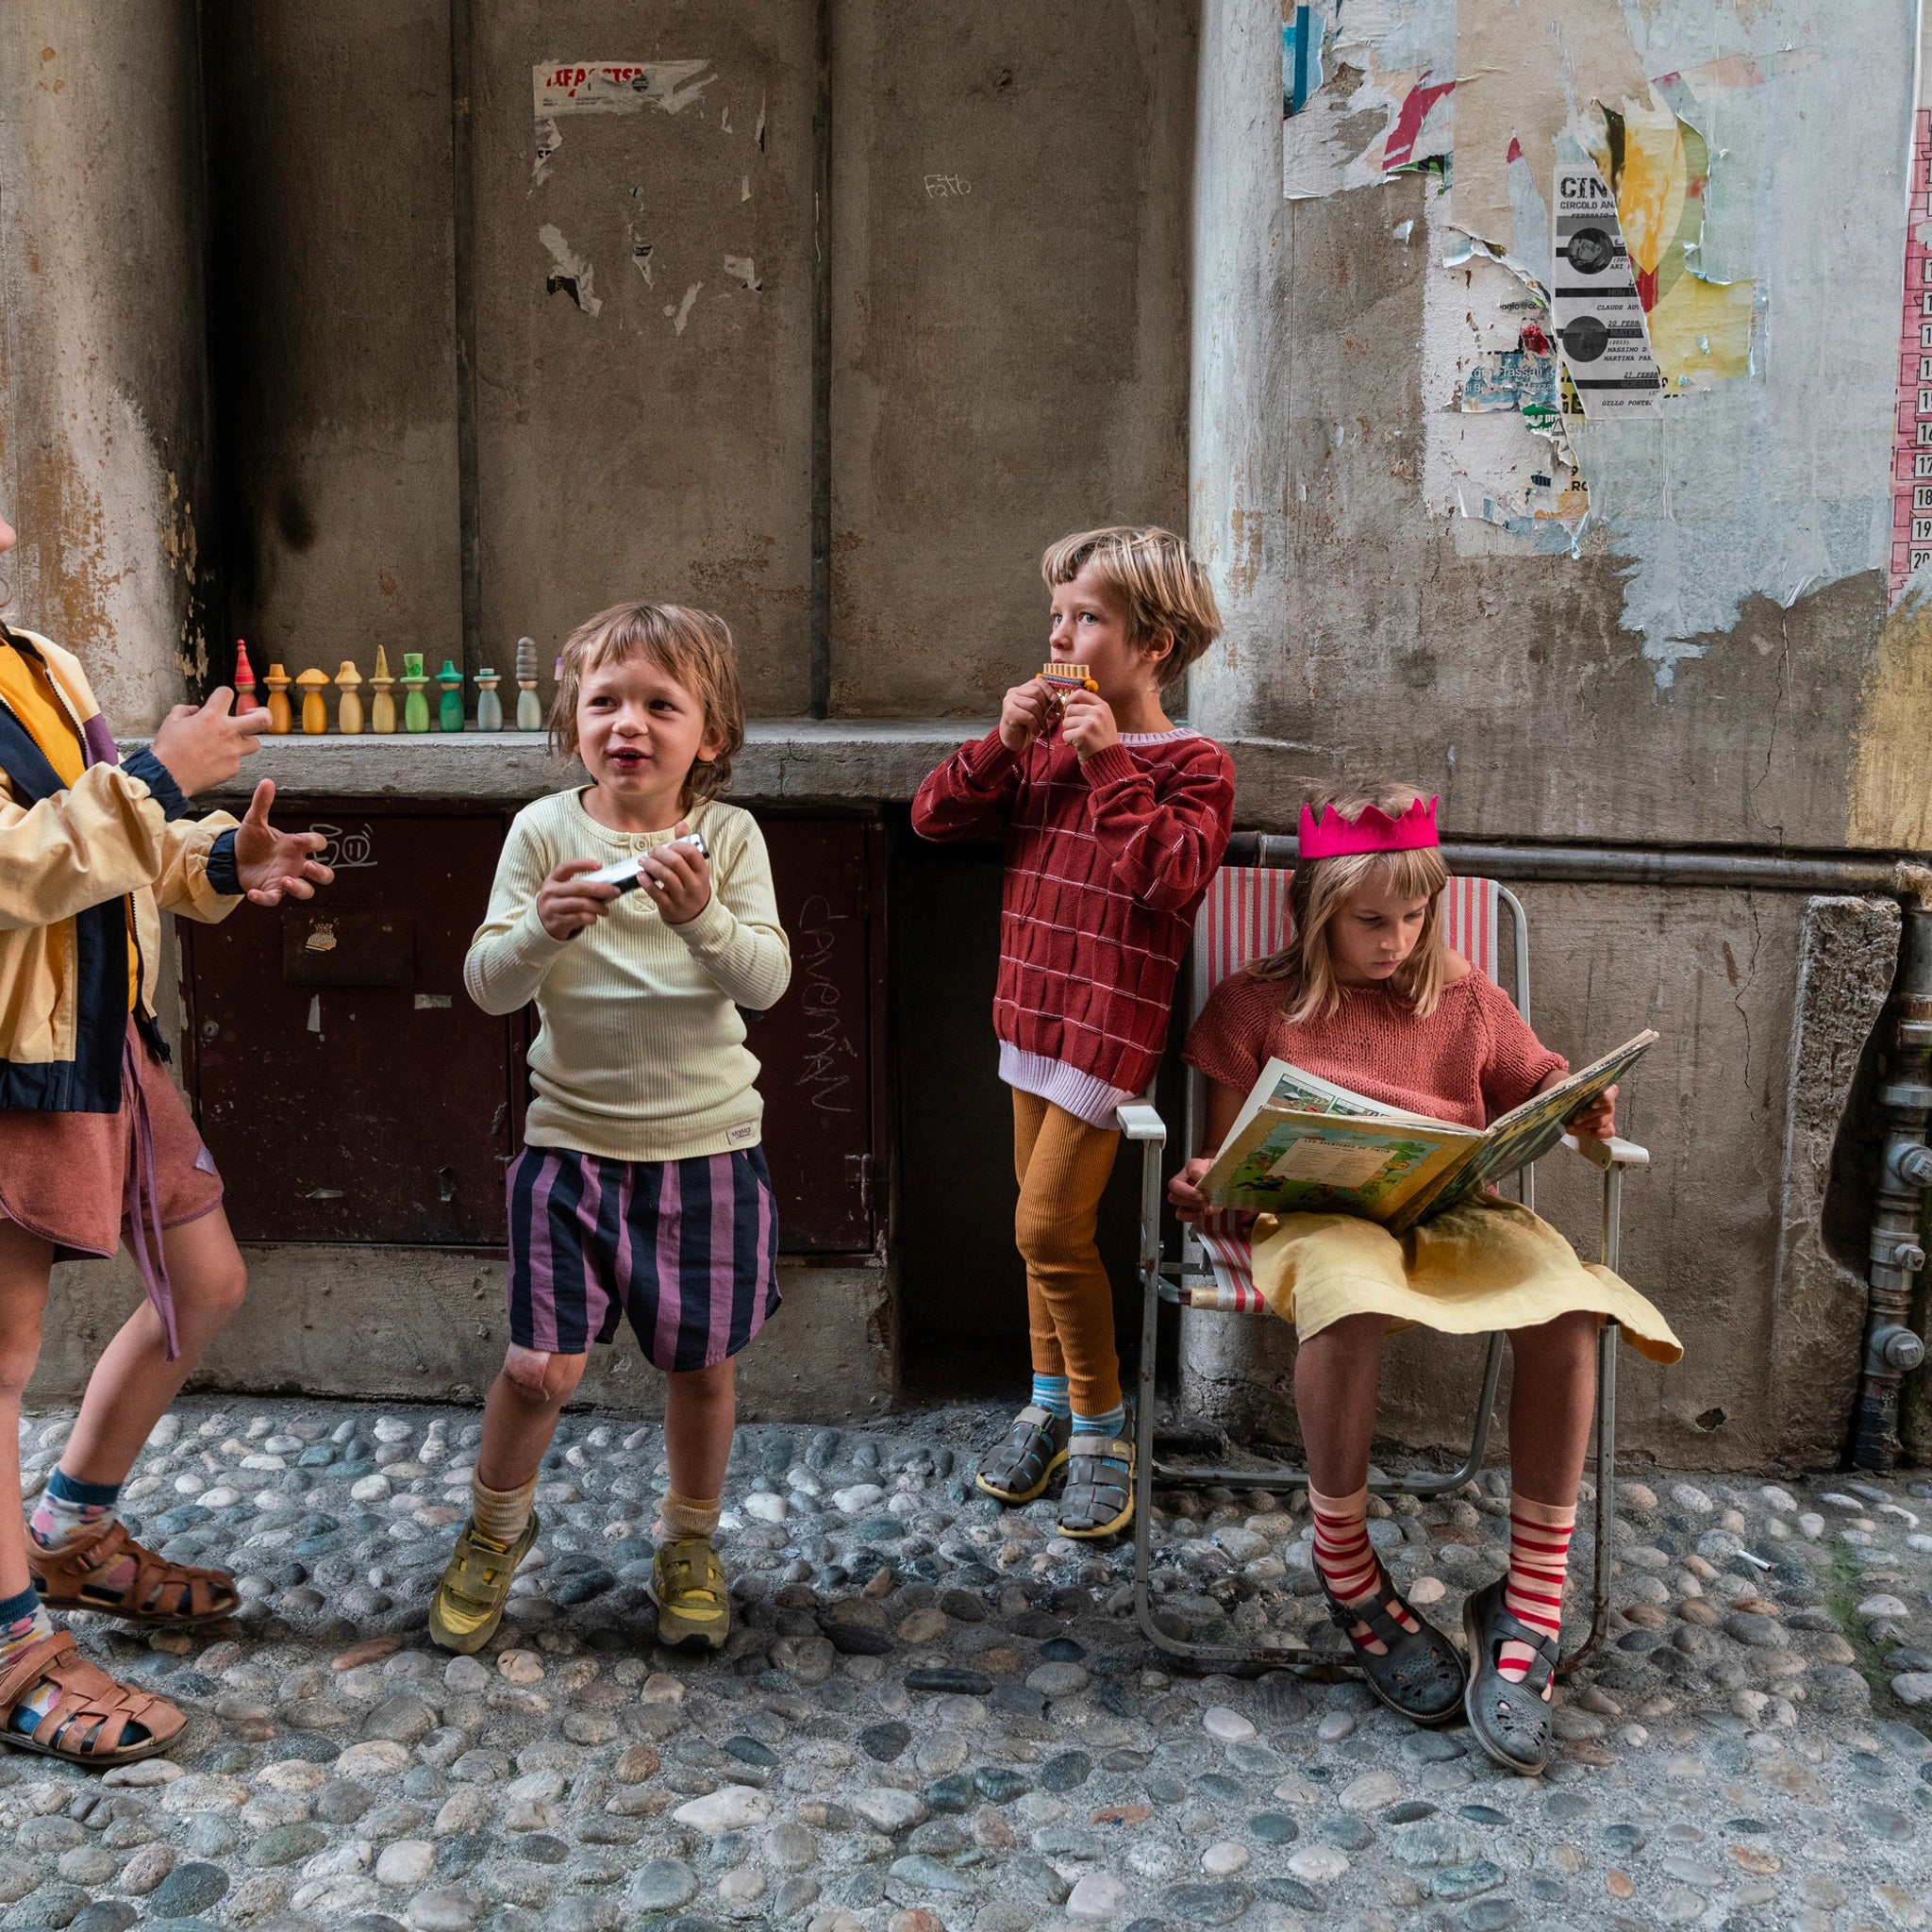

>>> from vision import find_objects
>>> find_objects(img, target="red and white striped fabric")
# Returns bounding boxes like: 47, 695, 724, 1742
1186, 866, 1506, 1306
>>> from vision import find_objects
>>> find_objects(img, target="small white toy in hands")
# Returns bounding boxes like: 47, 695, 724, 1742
582, 827, 708, 895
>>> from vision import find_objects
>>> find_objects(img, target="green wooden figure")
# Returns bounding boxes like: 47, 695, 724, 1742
436, 659, 465, 732
401, 652, 430, 734
475, 667, 503, 732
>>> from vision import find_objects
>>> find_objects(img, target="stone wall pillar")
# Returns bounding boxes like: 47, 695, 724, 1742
0, 3, 208, 731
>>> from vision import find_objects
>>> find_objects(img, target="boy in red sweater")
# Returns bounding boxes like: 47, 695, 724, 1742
912, 526, 1233, 1536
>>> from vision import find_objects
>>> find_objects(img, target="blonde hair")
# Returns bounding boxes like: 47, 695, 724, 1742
1251, 781, 1451, 1023
1041, 525, 1223, 689
549, 602, 745, 808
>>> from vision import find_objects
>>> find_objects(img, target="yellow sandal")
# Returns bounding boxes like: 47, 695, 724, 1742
650, 1538, 731, 1652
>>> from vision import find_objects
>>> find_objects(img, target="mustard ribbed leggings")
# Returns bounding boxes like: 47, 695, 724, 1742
1012, 1091, 1123, 1418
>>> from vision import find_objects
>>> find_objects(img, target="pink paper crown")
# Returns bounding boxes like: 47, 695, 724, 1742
1298, 795, 1440, 859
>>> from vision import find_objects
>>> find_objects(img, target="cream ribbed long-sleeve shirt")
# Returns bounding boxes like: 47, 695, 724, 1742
465, 790, 791, 1161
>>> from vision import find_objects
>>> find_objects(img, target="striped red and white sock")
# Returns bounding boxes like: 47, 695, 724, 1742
1309, 1484, 1417, 1655
1498, 1492, 1575, 1694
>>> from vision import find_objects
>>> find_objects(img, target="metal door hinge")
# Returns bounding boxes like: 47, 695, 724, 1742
846, 1152, 874, 1218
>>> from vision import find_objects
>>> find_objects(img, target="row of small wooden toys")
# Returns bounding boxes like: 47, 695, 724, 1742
229, 639, 549, 735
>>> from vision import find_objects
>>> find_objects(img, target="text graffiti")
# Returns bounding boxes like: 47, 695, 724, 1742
793, 894, 858, 1113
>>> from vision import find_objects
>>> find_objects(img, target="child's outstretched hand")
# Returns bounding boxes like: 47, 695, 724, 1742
1058, 688, 1120, 763
638, 823, 711, 925
232, 780, 334, 906
1566, 1083, 1618, 1141
151, 687, 271, 795
998, 679, 1054, 754
538, 858, 619, 941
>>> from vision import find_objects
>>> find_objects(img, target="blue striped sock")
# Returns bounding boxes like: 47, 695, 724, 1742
1072, 1402, 1126, 1441
1029, 1374, 1071, 1420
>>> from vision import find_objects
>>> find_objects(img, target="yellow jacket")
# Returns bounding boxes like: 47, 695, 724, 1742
0, 625, 241, 1110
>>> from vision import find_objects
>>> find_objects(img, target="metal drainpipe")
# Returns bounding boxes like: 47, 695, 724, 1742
1852, 903, 1932, 1471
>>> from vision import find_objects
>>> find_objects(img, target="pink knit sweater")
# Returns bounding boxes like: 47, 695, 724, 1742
1184, 968, 1566, 1129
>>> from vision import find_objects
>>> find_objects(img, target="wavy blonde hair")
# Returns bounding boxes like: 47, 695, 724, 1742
1251, 781, 1451, 1023
1041, 525, 1223, 691
548, 602, 745, 808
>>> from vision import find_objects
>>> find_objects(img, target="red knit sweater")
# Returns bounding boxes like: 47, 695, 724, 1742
912, 725, 1235, 1094
1184, 968, 1567, 1129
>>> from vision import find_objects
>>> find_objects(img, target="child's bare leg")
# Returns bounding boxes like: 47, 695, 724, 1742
59, 1208, 248, 1487
663, 1357, 735, 1512
1494, 1310, 1600, 1691
1294, 1313, 1421, 1654
477, 1345, 589, 1492
0, 1221, 52, 1602
1505, 1311, 1598, 1502
654, 1358, 736, 1652
430, 1345, 588, 1654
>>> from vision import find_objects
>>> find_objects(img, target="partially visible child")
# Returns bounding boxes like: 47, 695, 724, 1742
912, 526, 1233, 1538
1169, 781, 1680, 1773
432, 603, 791, 1656
0, 503, 333, 1765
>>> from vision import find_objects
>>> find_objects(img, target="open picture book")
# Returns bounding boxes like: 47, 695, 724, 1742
1201, 1030, 1658, 1236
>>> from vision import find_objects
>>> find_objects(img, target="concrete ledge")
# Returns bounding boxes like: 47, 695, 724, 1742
192, 721, 992, 808
33, 1246, 894, 1422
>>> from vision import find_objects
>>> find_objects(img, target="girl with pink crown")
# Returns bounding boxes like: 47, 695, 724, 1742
1168, 781, 1679, 1775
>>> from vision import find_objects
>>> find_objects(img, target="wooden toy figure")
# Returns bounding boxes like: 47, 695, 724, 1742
232, 640, 260, 715
515, 637, 542, 730
475, 667, 503, 732
335, 659, 364, 735
369, 646, 396, 734
264, 663, 293, 735
295, 668, 330, 734
401, 653, 430, 734
436, 659, 465, 732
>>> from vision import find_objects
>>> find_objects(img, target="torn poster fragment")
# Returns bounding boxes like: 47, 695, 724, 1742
533, 62, 716, 118
1551, 160, 1660, 417
1281, 0, 1456, 200
1589, 104, 1754, 392
1888, 6, 1932, 597
665, 283, 701, 335
1282, 5, 1324, 118
723, 256, 761, 292
539, 225, 601, 316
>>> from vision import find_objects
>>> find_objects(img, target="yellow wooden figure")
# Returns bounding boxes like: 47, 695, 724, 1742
264, 663, 293, 735
335, 660, 364, 735
369, 646, 396, 734
295, 668, 331, 735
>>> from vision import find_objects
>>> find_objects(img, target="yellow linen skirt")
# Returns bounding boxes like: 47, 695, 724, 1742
1249, 1191, 1681, 1364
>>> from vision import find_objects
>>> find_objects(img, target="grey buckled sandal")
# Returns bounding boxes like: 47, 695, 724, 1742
975, 1405, 1071, 1505
1057, 1430, 1134, 1540
1461, 1576, 1557, 1774
1322, 1558, 1465, 1725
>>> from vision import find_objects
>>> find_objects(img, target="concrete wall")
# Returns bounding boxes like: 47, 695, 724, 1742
38, 1248, 891, 1423
828, 1, 1197, 716
1190, 0, 1924, 850
0, 2, 211, 730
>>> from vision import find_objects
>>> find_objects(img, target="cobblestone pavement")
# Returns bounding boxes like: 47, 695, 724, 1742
1, 1396, 1929, 1932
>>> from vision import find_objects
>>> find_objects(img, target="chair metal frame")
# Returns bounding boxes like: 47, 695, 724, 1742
1113, 871, 1647, 1675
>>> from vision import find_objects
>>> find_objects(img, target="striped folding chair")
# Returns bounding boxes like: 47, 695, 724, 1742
1113, 862, 1644, 1674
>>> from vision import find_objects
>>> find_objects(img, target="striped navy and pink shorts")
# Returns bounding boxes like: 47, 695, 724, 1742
506, 1144, 780, 1372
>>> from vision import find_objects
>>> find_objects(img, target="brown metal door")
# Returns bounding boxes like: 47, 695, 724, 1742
180, 808, 518, 1244
753, 816, 883, 1254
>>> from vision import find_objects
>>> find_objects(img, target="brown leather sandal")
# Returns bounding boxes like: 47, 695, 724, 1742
0, 1630, 184, 1764
29, 1520, 240, 1624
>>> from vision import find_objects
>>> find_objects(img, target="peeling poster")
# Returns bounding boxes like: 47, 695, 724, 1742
1551, 159, 1661, 416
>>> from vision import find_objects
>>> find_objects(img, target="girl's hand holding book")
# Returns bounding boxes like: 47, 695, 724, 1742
1168, 1155, 1214, 1224
1559, 1081, 1617, 1141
